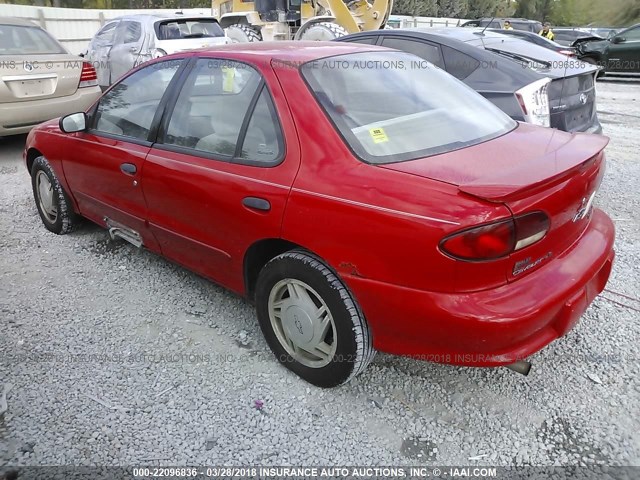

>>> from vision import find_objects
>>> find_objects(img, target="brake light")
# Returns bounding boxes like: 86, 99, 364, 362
440, 212, 550, 261
515, 77, 551, 127
78, 62, 98, 88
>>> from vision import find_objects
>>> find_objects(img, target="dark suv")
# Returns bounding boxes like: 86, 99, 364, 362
577, 23, 640, 74
461, 18, 543, 33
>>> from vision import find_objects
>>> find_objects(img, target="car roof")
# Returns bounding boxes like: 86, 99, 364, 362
107, 14, 219, 23
410, 27, 523, 45
0, 17, 39, 27
487, 28, 560, 45
343, 27, 512, 50
340, 28, 595, 77
171, 41, 390, 62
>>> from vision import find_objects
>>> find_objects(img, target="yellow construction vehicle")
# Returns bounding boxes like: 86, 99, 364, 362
211, 0, 393, 42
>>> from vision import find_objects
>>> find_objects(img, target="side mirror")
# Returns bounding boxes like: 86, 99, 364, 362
59, 112, 87, 133
611, 36, 624, 44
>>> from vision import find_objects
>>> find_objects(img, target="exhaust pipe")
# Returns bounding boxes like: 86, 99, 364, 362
505, 360, 532, 376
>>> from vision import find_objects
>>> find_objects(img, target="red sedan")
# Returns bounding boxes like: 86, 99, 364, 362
24, 42, 615, 387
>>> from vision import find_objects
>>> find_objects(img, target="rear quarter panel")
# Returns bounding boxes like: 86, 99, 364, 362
274, 64, 514, 294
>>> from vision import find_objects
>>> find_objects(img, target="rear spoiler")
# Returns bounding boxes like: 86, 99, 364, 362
459, 133, 610, 202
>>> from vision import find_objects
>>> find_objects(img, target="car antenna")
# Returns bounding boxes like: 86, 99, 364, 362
476, 15, 496, 36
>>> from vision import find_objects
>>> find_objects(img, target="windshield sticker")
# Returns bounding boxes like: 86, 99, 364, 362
222, 67, 235, 93
369, 127, 389, 144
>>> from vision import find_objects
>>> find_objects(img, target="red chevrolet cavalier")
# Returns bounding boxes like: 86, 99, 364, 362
24, 42, 615, 387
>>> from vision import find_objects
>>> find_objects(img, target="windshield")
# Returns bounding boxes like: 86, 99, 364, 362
0, 24, 66, 55
156, 19, 224, 40
301, 51, 515, 165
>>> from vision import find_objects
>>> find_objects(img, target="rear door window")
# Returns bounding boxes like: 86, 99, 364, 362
114, 21, 142, 45
91, 22, 118, 48
348, 36, 378, 45
441, 45, 481, 80
379, 37, 445, 68
161, 58, 284, 165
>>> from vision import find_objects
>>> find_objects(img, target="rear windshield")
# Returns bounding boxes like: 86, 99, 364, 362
301, 51, 515, 165
0, 24, 66, 55
156, 19, 224, 40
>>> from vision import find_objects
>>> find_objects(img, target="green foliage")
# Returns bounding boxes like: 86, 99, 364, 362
438, 0, 468, 17
465, 0, 505, 19
393, 0, 439, 16
516, 0, 640, 26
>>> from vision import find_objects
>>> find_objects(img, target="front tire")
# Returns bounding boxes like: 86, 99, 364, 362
31, 156, 77, 234
255, 250, 374, 388
297, 22, 349, 41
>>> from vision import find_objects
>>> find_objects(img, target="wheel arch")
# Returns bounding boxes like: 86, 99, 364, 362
26, 147, 43, 174
244, 238, 304, 301
27, 148, 81, 216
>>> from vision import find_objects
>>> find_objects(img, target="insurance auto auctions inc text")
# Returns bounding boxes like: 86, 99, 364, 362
256, 467, 497, 477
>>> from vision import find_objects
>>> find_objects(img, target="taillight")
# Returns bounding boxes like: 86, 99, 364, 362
440, 212, 549, 261
558, 49, 576, 57
78, 62, 98, 88
515, 77, 551, 127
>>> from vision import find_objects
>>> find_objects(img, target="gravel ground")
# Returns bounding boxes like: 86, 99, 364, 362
1, 78, 639, 468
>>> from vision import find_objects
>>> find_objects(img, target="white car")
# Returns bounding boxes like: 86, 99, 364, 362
86, 14, 230, 88
0, 17, 101, 136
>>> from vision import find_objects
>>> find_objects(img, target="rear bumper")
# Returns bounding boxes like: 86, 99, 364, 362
0, 86, 100, 137
345, 209, 615, 366
551, 111, 602, 134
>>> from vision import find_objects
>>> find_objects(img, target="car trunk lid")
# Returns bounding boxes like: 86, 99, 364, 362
382, 123, 609, 280
0, 54, 82, 102
548, 71, 598, 132
155, 36, 229, 54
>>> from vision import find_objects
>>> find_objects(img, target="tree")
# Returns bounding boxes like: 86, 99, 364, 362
393, 0, 439, 16
465, 0, 505, 18
438, 0, 468, 18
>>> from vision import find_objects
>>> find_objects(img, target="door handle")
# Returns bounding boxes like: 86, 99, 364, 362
120, 163, 137, 175
242, 197, 271, 212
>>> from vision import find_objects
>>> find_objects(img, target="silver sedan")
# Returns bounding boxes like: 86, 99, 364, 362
86, 14, 230, 88
0, 17, 102, 136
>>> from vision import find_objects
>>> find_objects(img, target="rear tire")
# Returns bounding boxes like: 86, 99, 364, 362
255, 250, 375, 388
226, 24, 262, 43
298, 22, 349, 41
31, 156, 77, 235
